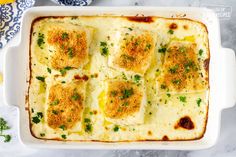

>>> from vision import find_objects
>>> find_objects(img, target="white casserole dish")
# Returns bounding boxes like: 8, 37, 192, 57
3, 6, 236, 150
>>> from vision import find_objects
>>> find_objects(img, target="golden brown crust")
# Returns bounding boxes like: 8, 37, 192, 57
113, 30, 155, 74
47, 81, 85, 130
159, 41, 207, 92
47, 28, 88, 69
104, 81, 142, 119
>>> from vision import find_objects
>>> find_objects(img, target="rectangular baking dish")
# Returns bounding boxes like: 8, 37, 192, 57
3, 6, 236, 150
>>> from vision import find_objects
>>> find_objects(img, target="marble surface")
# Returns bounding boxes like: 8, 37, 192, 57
0, 0, 236, 156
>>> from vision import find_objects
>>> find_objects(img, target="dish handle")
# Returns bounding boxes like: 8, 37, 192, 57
220, 48, 236, 109
3, 45, 25, 107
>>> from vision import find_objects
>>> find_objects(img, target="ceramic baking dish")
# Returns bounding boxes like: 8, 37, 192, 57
3, 6, 236, 150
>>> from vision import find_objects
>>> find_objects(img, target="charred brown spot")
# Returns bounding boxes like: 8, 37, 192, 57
175, 116, 194, 130
204, 59, 210, 71
162, 135, 169, 141
93, 110, 98, 115
127, 16, 154, 23
183, 25, 188, 30
25, 107, 29, 111
147, 131, 152, 136
169, 23, 178, 29
74, 75, 89, 81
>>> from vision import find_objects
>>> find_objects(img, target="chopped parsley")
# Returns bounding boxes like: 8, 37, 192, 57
184, 61, 195, 72
0, 117, 11, 142
84, 118, 91, 123
168, 29, 174, 34
84, 118, 92, 133
37, 112, 43, 118
71, 93, 80, 101
100, 41, 109, 56
160, 84, 167, 89
179, 96, 187, 103
32, 112, 43, 124
197, 98, 202, 107
172, 79, 181, 85
36, 76, 45, 82
40, 133, 45, 137
113, 125, 119, 132
52, 110, 58, 115
199, 49, 203, 56
128, 27, 133, 31
121, 54, 135, 61
68, 47, 74, 58
158, 46, 167, 53
179, 47, 186, 53
61, 81, 66, 84
61, 134, 67, 139
134, 74, 141, 83
122, 102, 129, 107
51, 99, 59, 106
167, 93, 171, 97
120, 88, 134, 100
169, 65, 179, 74
110, 91, 118, 97
146, 43, 152, 50
47, 68, 51, 74
60, 66, 72, 75
37, 33, 45, 49
85, 124, 92, 132
122, 72, 127, 80
59, 125, 66, 131
61, 32, 69, 40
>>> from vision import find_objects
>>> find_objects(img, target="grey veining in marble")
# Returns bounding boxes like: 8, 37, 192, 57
0, 0, 235, 157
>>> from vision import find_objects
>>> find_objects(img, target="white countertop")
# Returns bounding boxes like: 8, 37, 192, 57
0, 0, 236, 157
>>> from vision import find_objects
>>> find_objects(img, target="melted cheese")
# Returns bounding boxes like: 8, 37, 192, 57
29, 16, 210, 141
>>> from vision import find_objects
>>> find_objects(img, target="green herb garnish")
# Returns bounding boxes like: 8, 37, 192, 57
60, 66, 72, 75
85, 124, 92, 132
158, 47, 167, 53
40, 133, 45, 137
59, 125, 66, 131
179, 96, 187, 103
160, 84, 167, 89
100, 41, 109, 56
32, 112, 43, 124
84, 118, 91, 123
51, 99, 59, 106
37, 33, 45, 49
0, 117, 11, 142
120, 88, 134, 100
47, 68, 51, 74
113, 125, 119, 132
169, 65, 179, 74
134, 74, 141, 83
122, 102, 129, 107
36, 76, 45, 82
52, 110, 58, 115
128, 27, 133, 31
71, 93, 80, 101
61, 134, 67, 139
110, 91, 118, 97
172, 79, 181, 85
199, 49, 203, 56
61, 32, 69, 40
168, 29, 174, 34
68, 47, 74, 58
197, 98, 202, 107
